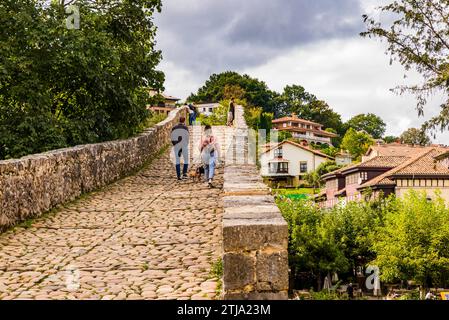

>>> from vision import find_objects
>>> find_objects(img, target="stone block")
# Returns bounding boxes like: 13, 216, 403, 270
223, 253, 256, 290
223, 195, 275, 208
223, 218, 288, 252
224, 205, 281, 220
256, 250, 289, 291
223, 291, 288, 300
0, 106, 189, 229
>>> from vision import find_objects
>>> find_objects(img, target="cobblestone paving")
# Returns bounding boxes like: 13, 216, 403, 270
0, 149, 223, 300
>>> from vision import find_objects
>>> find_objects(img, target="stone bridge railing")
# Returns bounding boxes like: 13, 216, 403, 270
0, 107, 188, 230
221, 106, 289, 300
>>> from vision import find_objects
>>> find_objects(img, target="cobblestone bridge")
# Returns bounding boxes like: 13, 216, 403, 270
0, 106, 288, 300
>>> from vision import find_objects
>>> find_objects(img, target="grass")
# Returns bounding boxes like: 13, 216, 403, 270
273, 188, 320, 196
209, 258, 223, 297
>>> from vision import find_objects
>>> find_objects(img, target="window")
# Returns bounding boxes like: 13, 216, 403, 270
283, 123, 287, 128
269, 162, 289, 174
274, 147, 283, 158
209, 108, 213, 112
300, 161, 308, 173
360, 172, 368, 181
345, 173, 359, 185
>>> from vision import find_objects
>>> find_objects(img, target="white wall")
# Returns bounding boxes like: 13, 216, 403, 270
260, 143, 329, 176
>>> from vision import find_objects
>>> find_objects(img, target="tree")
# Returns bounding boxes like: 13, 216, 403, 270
340, 128, 375, 160
373, 191, 449, 289
276, 86, 344, 133
400, 128, 432, 146
345, 113, 386, 139
277, 199, 349, 290
304, 171, 321, 192
0, 0, 164, 160
361, 0, 449, 136
270, 130, 292, 143
187, 71, 278, 114
223, 84, 245, 100
315, 161, 342, 178
383, 136, 399, 144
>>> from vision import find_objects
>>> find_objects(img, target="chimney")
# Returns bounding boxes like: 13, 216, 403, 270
291, 113, 297, 118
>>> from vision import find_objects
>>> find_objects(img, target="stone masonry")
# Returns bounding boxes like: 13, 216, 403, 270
0, 107, 188, 230
0, 104, 288, 300
0, 124, 223, 300
221, 106, 289, 300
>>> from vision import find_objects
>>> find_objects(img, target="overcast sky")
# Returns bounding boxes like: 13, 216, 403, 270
154, 0, 449, 143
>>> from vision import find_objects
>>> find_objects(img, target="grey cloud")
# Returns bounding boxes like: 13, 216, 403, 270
154, 0, 364, 76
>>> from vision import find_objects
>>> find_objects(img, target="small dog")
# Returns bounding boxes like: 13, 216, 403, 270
188, 166, 204, 183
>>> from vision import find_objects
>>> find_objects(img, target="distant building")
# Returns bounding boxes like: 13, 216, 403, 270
195, 103, 221, 116
335, 152, 352, 166
272, 114, 338, 146
148, 90, 180, 115
319, 144, 449, 208
260, 140, 333, 188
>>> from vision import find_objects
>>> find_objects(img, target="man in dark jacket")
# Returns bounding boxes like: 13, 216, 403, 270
229, 98, 235, 126
171, 116, 189, 180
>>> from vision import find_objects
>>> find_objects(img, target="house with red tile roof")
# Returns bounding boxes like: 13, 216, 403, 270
272, 114, 338, 145
319, 144, 449, 207
260, 140, 333, 188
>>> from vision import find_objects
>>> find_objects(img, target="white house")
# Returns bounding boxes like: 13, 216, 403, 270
260, 140, 333, 188
272, 114, 338, 146
195, 103, 221, 116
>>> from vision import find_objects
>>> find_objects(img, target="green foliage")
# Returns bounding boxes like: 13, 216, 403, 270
280, 191, 449, 291
274, 188, 316, 196
341, 128, 375, 160
310, 142, 339, 158
140, 112, 167, 130
400, 128, 432, 146
383, 136, 399, 144
187, 71, 278, 114
345, 113, 386, 139
196, 101, 228, 126
373, 191, 449, 288
276, 86, 344, 133
309, 290, 347, 300
303, 171, 321, 190
361, 0, 449, 134
277, 199, 350, 285
270, 130, 292, 143
243, 105, 273, 131
210, 258, 223, 279
315, 161, 342, 178
0, 0, 164, 160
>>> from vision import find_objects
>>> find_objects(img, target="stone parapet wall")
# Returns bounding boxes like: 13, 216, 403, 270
0, 107, 188, 230
221, 106, 289, 300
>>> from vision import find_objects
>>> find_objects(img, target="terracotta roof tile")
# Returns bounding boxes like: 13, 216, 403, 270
359, 148, 449, 189
262, 140, 334, 159
358, 156, 410, 168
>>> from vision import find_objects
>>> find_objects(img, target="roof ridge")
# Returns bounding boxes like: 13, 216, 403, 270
358, 148, 441, 189
261, 140, 333, 159
385, 148, 437, 176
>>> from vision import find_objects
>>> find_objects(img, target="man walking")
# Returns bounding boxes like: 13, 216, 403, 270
227, 98, 236, 126
171, 116, 190, 180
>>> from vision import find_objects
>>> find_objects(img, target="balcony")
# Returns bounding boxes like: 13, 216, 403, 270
265, 161, 290, 176
292, 133, 332, 144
